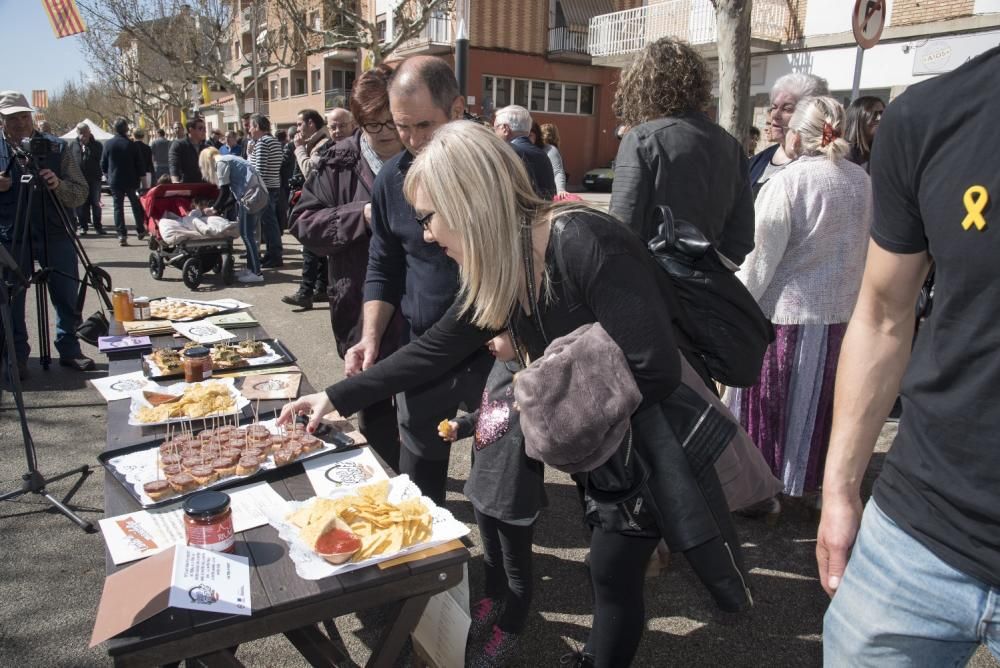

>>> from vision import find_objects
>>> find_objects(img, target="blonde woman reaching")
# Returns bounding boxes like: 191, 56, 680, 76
279, 121, 747, 667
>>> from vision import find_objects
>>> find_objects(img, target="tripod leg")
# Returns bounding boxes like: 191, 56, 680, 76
35, 273, 51, 370
0, 283, 95, 533
42, 491, 95, 532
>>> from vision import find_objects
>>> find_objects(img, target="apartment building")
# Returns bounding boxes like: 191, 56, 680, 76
589, 0, 1000, 132
207, 2, 627, 181
371, 0, 631, 186
208, 1, 358, 133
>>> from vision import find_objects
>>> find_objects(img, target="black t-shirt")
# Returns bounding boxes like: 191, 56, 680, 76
869, 46, 1000, 587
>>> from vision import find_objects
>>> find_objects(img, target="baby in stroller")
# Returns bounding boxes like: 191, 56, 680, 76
142, 182, 238, 290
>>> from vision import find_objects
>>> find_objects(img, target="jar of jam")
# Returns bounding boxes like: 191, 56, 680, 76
183, 346, 212, 383
184, 491, 235, 553
132, 297, 151, 321
112, 288, 134, 323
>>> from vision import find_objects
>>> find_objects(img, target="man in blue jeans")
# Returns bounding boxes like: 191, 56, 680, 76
0, 91, 95, 376
101, 118, 145, 246
818, 48, 1000, 665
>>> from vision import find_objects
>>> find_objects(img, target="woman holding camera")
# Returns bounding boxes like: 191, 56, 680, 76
279, 121, 746, 667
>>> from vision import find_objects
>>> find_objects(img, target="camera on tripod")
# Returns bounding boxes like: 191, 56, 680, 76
18, 135, 58, 172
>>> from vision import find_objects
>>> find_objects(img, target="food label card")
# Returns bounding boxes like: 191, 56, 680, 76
168, 545, 251, 616
172, 320, 236, 344
99, 482, 286, 565
90, 371, 157, 402
91, 545, 250, 648
303, 447, 390, 497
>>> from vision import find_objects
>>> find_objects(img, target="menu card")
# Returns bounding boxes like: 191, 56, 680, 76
90, 545, 251, 647
98, 482, 285, 565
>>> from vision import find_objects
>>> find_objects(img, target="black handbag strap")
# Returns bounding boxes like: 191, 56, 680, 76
507, 221, 548, 367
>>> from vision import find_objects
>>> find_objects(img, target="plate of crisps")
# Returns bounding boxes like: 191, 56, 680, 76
127, 378, 250, 426
268, 476, 469, 580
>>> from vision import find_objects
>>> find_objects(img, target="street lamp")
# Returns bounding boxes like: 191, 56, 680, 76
454, 0, 470, 99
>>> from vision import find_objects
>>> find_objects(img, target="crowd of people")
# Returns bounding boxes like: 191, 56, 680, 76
1, 34, 997, 668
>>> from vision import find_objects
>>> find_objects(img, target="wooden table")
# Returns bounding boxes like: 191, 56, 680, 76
101, 323, 468, 667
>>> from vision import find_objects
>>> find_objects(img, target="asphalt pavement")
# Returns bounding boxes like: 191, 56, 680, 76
1, 194, 995, 668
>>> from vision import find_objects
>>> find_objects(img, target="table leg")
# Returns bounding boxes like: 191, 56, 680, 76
286, 623, 352, 667
366, 594, 432, 668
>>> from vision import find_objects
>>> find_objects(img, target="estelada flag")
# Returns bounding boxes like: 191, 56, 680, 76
42, 0, 87, 39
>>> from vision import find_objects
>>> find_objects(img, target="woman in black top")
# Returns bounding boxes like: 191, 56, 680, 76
280, 121, 686, 666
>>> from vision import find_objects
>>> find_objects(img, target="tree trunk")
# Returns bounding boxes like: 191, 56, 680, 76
713, 0, 752, 143
234, 90, 245, 119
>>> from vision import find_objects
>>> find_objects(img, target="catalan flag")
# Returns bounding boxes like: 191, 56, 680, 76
42, 0, 87, 39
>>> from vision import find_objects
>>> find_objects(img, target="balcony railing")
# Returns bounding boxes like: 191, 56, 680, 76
324, 87, 350, 110
548, 26, 589, 55
588, 0, 787, 59
242, 97, 268, 116
398, 14, 452, 49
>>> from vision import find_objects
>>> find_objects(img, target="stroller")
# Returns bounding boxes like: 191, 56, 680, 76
141, 183, 237, 290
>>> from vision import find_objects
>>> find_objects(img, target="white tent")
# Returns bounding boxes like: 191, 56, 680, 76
60, 119, 115, 141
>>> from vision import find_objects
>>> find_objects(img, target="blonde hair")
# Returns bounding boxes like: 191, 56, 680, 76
403, 121, 551, 330
199, 147, 221, 184
788, 96, 850, 161
540, 123, 560, 148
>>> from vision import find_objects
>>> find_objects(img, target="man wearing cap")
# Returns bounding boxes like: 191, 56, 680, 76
0, 90, 94, 376
68, 123, 105, 235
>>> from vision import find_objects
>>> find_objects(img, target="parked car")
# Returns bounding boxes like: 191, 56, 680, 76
582, 164, 614, 192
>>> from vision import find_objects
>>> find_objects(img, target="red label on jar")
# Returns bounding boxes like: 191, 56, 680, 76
186, 516, 235, 553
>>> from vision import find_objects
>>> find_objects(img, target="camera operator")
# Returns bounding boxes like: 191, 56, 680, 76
0, 91, 94, 377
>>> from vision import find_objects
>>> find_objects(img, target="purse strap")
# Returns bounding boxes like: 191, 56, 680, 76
507, 221, 548, 368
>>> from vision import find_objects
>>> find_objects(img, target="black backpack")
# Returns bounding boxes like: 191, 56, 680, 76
647, 206, 774, 388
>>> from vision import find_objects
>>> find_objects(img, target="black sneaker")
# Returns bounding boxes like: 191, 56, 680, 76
559, 650, 596, 667
313, 290, 329, 303
281, 291, 313, 309
261, 259, 285, 269
96, 228, 107, 235
119, 237, 128, 247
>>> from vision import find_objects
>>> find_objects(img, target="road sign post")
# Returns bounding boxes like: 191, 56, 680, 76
851, 0, 887, 100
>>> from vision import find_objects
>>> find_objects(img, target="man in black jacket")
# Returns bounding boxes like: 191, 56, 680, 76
101, 118, 145, 245
344, 56, 492, 505
493, 105, 556, 200
69, 122, 104, 234
132, 129, 154, 192
169, 117, 207, 183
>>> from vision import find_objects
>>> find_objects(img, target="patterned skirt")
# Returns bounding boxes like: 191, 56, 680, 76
724, 323, 847, 497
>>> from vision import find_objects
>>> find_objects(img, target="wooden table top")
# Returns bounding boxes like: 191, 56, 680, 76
100, 322, 468, 666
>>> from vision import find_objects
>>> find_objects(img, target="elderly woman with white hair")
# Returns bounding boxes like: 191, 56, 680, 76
749, 72, 829, 197
727, 97, 872, 513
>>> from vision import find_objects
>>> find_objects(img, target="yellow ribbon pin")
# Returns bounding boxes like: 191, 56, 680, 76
961, 185, 989, 231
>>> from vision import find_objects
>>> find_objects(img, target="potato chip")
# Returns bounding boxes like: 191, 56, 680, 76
292, 481, 433, 563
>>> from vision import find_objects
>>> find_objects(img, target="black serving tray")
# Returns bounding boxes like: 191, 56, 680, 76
141, 338, 297, 380
98, 415, 359, 509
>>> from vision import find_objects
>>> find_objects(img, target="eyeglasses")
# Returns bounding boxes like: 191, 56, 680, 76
362, 120, 395, 134
415, 211, 434, 231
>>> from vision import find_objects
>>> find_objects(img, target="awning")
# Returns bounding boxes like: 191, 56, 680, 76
558, 0, 615, 31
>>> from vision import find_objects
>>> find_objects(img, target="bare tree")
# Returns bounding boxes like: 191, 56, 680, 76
77, 0, 304, 118
273, 0, 454, 66
712, 0, 752, 143
45, 78, 129, 132
77, 18, 193, 128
